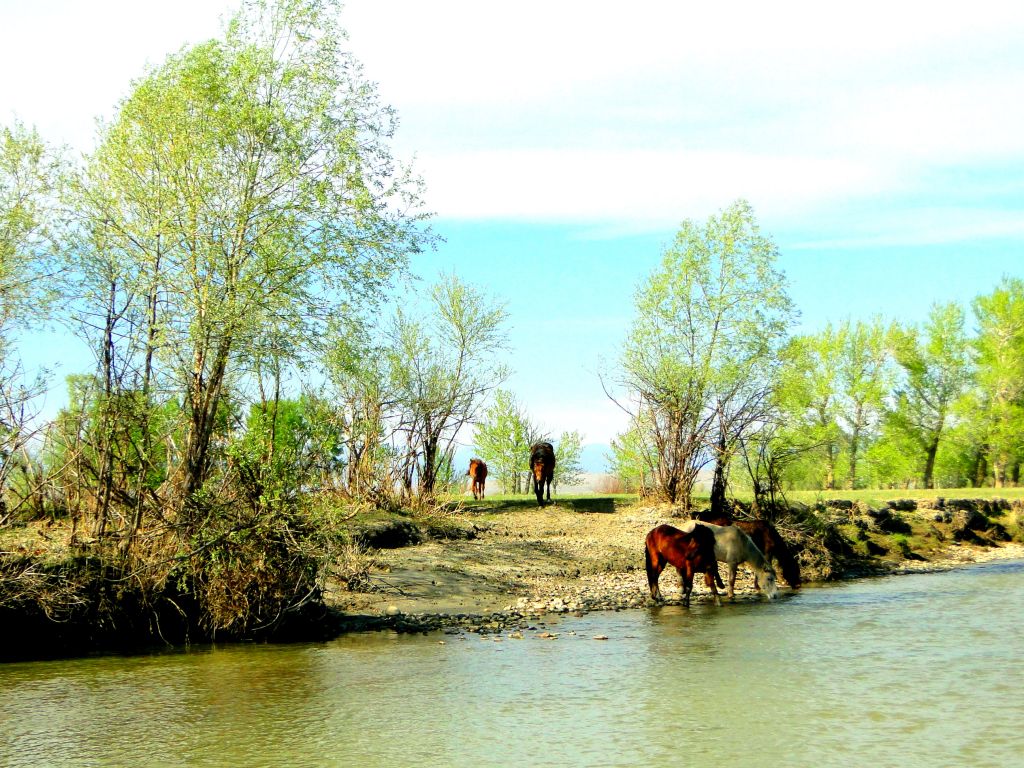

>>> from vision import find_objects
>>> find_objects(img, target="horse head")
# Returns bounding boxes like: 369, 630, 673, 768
760, 564, 779, 599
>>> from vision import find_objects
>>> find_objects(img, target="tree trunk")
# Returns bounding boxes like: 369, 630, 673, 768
922, 434, 940, 490
971, 445, 988, 487
182, 344, 230, 509
847, 417, 862, 490
710, 433, 728, 517
93, 278, 117, 540
420, 436, 438, 495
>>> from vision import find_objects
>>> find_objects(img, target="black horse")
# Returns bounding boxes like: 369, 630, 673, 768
529, 441, 556, 506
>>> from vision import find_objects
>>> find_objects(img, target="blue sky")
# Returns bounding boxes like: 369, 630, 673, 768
3, 0, 1024, 464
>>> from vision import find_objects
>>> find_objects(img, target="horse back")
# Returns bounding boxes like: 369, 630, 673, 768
647, 524, 716, 572
530, 441, 555, 479
468, 458, 487, 481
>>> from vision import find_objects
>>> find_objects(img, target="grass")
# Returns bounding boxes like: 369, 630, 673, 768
432, 492, 642, 517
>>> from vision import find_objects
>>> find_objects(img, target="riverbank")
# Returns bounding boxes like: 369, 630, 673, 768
327, 496, 1024, 635
3, 495, 1022, 656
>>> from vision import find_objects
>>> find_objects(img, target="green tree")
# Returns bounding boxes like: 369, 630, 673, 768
888, 302, 973, 488
389, 275, 509, 497
607, 420, 655, 495
837, 317, 892, 489
616, 200, 794, 510
0, 120, 63, 522
552, 430, 585, 490
780, 328, 846, 489
67, 0, 430, 521
972, 277, 1024, 487
472, 389, 543, 493
324, 320, 395, 500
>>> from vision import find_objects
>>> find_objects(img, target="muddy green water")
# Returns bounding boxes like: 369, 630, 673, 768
2, 561, 1023, 767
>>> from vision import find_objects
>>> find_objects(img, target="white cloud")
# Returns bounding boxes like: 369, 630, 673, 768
341, 0, 1024, 234
4, 0, 1024, 239
412, 147, 900, 226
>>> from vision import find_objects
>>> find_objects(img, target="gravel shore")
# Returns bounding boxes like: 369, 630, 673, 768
328, 501, 1024, 635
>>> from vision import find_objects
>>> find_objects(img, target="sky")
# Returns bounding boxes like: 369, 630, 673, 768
3, 0, 1024, 467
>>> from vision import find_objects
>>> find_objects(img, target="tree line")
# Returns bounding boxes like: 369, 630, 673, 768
607, 201, 1024, 512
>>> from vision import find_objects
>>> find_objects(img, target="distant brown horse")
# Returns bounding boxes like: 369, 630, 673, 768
529, 442, 555, 506
467, 458, 488, 500
695, 511, 802, 589
645, 524, 722, 607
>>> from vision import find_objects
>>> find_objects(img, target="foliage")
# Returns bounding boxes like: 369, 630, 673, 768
471, 389, 544, 493
887, 303, 973, 488
971, 277, 1024, 487
388, 275, 509, 497
552, 430, 585, 490
66, 0, 430, 516
615, 199, 794, 509
607, 421, 654, 494
0, 120, 63, 524
836, 317, 894, 489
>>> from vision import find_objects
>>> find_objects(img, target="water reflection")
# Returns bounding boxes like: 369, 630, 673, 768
2, 561, 1023, 767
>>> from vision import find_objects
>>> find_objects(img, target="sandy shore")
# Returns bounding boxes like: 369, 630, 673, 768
328, 502, 1024, 633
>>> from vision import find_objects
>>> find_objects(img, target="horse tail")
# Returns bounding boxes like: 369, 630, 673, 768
644, 532, 657, 589
764, 523, 802, 588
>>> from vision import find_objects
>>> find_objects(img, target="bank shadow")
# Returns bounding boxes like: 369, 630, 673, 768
465, 496, 619, 514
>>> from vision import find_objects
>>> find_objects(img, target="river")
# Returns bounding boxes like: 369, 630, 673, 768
2, 560, 1023, 767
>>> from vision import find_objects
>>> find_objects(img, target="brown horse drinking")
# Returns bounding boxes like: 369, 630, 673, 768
695, 511, 802, 589
529, 442, 556, 506
467, 458, 488, 500
645, 524, 722, 607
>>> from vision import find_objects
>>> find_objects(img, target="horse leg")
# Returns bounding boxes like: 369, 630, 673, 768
728, 564, 737, 601
647, 544, 663, 606
680, 567, 693, 607
647, 561, 663, 606
704, 570, 722, 607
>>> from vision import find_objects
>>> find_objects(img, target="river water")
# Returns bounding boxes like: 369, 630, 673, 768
2, 560, 1023, 767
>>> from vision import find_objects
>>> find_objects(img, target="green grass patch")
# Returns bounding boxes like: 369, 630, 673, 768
449, 493, 641, 516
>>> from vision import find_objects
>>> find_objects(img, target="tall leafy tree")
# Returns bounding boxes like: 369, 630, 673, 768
616, 200, 794, 510
888, 302, 973, 488
772, 329, 846, 489
67, 0, 430, 519
389, 275, 509, 497
0, 120, 61, 345
0, 120, 62, 522
837, 317, 892, 489
972, 277, 1024, 487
